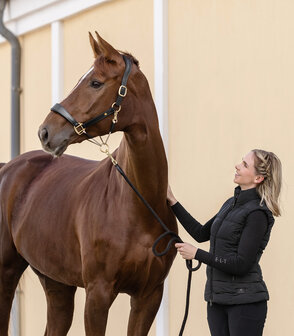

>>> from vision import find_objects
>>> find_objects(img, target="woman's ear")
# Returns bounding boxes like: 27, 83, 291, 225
255, 175, 265, 184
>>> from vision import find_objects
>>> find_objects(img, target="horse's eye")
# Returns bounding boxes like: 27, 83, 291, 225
90, 80, 103, 89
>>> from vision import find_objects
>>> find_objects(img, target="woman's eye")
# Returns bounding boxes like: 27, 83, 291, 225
90, 80, 103, 89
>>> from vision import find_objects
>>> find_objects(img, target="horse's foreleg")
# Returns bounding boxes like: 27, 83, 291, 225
127, 283, 164, 336
0, 241, 28, 335
84, 281, 117, 336
37, 273, 77, 336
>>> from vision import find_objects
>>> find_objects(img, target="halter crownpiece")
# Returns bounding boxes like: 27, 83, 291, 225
51, 55, 132, 136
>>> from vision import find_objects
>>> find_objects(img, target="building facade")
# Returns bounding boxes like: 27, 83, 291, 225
1, 0, 294, 335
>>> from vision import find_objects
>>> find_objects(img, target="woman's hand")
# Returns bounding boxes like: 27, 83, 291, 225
175, 242, 198, 260
167, 184, 177, 206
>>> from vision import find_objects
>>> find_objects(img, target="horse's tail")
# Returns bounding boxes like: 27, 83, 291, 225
0, 163, 5, 170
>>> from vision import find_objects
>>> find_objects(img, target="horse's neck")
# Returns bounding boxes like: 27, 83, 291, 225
116, 120, 167, 203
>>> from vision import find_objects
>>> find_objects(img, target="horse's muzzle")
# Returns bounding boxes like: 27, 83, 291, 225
38, 125, 69, 157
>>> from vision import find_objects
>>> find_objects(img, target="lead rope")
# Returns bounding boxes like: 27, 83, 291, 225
86, 134, 201, 336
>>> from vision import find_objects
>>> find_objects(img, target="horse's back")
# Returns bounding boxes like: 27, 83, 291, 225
0, 150, 101, 188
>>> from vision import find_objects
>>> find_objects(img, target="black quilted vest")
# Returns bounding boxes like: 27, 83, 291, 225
205, 186, 274, 305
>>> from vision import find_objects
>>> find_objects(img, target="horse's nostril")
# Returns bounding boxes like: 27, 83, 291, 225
39, 127, 49, 144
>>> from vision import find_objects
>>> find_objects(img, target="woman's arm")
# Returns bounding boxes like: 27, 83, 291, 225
172, 202, 216, 243
195, 210, 268, 275
167, 184, 215, 242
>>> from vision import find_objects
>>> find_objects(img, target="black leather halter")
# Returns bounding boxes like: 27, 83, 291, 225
51, 55, 132, 136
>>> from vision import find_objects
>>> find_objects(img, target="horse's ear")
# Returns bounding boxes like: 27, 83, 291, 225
95, 31, 121, 63
89, 32, 101, 58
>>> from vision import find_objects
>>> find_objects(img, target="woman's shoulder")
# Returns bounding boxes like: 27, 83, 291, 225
245, 205, 275, 227
247, 209, 268, 221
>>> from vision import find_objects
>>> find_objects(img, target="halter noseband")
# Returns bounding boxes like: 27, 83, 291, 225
51, 55, 132, 137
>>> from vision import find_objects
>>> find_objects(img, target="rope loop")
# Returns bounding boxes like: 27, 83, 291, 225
185, 259, 201, 272
152, 231, 181, 257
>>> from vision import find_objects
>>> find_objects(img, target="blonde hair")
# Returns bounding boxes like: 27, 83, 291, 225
252, 149, 282, 217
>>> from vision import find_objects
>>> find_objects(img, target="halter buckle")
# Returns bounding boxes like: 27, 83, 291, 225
74, 123, 86, 135
118, 85, 127, 97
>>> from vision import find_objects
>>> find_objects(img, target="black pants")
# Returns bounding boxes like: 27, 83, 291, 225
207, 301, 267, 336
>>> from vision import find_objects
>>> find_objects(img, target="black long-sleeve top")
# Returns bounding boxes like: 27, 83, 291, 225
171, 202, 268, 276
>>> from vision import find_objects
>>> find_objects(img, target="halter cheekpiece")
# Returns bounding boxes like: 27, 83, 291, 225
51, 55, 132, 137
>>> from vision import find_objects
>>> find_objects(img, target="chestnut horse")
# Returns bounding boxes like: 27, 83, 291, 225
0, 33, 177, 335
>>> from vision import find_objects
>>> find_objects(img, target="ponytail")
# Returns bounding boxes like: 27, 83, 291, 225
252, 149, 282, 217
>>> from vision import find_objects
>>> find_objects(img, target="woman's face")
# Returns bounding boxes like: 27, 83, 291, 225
234, 151, 264, 190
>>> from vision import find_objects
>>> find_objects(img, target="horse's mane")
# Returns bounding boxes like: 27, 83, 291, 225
121, 51, 140, 68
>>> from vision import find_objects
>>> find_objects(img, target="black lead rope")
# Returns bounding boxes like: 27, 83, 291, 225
114, 163, 201, 336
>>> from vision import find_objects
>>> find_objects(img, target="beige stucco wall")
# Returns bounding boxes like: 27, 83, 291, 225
21, 26, 52, 153
17, 25, 52, 335
169, 1, 294, 335
1, 0, 294, 335
0, 42, 11, 162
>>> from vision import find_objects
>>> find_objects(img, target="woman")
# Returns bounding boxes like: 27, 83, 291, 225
167, 149, 282, 336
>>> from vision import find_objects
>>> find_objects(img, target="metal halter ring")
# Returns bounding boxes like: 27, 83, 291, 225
111, 102, 121, 113
99, 142, 109, 154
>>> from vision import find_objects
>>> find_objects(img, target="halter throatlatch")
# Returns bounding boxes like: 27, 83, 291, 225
51, 55, 132, 137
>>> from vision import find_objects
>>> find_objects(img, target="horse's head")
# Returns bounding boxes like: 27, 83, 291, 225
39, 32, 138, 156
